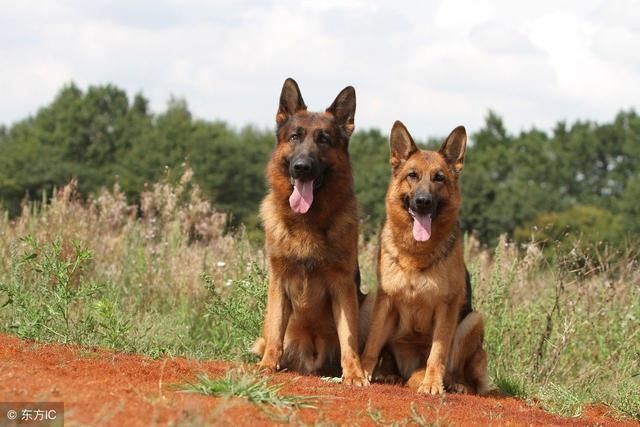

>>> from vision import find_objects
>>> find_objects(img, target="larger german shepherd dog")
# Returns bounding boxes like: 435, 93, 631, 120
253, 78, 368, 386
361, 121, 488, 394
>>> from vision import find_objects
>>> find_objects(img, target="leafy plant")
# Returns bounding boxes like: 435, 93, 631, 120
176, 368, 317, 410
92, 299, 132, 350
0, 236, 101, 343
203, 262, 267, 361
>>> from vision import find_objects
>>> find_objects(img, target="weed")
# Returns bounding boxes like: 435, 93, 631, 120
176, 367, 318, 422
537, 382, 584, 417
493, 376, 528, 399
0, 237, 102, 343
202, 262, 266, 361
91, 299, 132, 350
365, 399, 384, 424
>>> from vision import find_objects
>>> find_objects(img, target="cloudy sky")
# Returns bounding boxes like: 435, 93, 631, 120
1, 0, 639, 139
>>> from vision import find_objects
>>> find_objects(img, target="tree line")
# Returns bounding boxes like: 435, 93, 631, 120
1, 83, 638, 249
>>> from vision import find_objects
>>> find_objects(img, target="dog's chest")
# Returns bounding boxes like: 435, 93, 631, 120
397, 305, 435, 338
391, 273, 440, 336
380, 250, 452, 336
283, 267, 330, 312
381, 256, 450, 299
265, 214, 340, 262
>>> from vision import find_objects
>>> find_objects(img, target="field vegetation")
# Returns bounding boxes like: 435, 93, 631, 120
1, 175, 637, 420
1, 83, 639, 420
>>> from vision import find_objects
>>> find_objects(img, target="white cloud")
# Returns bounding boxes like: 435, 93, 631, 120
470, 22, 542, 55
592, 24, 640, 72
0, 0, 639, 140
592, 0, 640, 32
434, 0, 494, 31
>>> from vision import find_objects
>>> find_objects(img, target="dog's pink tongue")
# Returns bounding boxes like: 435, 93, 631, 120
289, 179, 314, 214
411, 212, 432, 242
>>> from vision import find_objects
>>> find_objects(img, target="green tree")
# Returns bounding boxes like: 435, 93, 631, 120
514, 204, 624, 254
1, 83, 638, 249
351, 129, 390, 235
190, 124, 273, 230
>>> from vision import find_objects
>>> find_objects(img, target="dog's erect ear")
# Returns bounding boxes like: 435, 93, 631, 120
439, 126, 467, 174
390, 120, 418, 170
326, 86, 356, 137
276, 78, 307, 126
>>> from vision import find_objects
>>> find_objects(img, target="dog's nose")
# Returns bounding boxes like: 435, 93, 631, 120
293, 159, 312, 174
415, 195, 432, 209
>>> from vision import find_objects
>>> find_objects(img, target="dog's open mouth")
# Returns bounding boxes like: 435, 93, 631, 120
289, 179, 313, 214
289, 178, 322, 214
409, 209, 431, 242
288, 175, 324, 214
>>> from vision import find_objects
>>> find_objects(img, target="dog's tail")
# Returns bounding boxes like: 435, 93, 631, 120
406, 311, 489, 394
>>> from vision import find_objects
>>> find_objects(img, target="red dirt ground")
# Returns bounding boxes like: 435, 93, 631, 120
0, 335, 636, 426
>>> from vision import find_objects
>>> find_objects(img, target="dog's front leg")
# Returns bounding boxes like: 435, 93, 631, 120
361, 292, 396, 382
419, 302, 458, 395
331, 277, 369, 386
258, 266, 291, 371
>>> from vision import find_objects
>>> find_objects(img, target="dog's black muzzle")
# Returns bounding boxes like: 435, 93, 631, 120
408, 191, 439, 217
289, 154, 325, 184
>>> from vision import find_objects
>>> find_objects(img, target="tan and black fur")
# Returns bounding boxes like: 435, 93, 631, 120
360, 121, 488, 394
253, 78, 368, 386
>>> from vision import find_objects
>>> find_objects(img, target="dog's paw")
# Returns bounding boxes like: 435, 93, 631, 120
257, 346, 283, 373
448, 383, 469, 394
256, 363, 277, 373
360, 357, 377, 383
417, 365, 445, 395
362, 369, 376, 384
343, 374, 370, 387
377, 374, 404, 385
257, 357, 279, 373
418, 377, 445, 395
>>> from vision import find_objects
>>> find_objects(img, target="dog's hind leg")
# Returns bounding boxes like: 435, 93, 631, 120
391, 341, 425, 383
446, 311, 489, 394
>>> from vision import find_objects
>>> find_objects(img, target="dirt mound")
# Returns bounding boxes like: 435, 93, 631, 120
0, 335, 635, 426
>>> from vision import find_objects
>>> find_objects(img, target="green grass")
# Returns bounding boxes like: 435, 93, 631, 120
473, 236, 640, 419
0, 235, 266, 360
0, 176, 266, 361
176, 368, 319, 423
0, 179, 638, 421
176, 368, 317, 409
0, 236, 102, 344
364, 400, 448, 426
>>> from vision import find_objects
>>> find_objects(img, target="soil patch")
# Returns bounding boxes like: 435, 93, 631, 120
0, 335, 635, 426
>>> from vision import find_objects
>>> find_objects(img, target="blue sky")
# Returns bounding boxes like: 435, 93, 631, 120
1, 0, 639, 139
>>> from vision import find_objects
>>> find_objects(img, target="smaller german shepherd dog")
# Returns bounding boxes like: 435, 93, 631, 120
361, 121, 488, 394
253, 78, 368, 386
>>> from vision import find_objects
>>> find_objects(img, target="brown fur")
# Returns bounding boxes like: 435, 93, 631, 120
360, 121, 488, 395
253, 78, 367, 386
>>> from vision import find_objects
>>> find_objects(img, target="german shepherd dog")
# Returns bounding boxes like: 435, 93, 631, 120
253, 78, 368, 386
360, 121, 488, 394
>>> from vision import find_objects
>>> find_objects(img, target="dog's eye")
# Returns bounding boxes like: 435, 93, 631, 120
407, 171, 419, 180
433, 171, 445, 182
289, 134, 300, 143
317, 135, 331, 146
